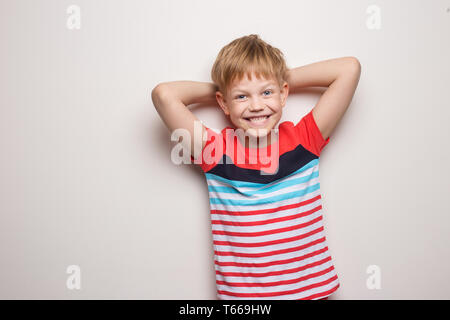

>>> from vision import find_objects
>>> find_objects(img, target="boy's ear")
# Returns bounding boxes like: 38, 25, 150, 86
280, 81, 289, 107
216, 91, 230, 116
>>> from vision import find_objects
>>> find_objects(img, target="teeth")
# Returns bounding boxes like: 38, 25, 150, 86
247, 116, 269, 123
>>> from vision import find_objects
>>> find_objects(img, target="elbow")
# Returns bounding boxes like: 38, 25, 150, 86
151, 83, 169, 109
151, 83, 167, 99
340, 57, 361, 82
347, 56, 361, 73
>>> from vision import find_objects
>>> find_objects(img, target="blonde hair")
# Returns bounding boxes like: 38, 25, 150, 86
211, 34, 289, 97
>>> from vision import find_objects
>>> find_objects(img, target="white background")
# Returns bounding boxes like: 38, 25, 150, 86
1, 0, 450, 299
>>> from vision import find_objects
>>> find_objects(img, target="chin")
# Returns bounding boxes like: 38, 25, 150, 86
245, 126, 273, 139
233, 117, 277, 138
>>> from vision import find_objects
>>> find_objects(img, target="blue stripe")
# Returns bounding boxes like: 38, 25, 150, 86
208, 170, 319, 196
209, 183, 321, 206
205, 158, 319, 189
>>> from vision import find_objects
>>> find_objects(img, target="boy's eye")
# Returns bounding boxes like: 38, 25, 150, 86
236, 90, 272, 100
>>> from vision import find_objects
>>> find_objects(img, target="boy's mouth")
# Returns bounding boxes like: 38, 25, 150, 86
244, 115, 271, 126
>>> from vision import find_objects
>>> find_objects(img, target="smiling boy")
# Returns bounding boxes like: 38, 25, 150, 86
216, 71, 288, 150
151, 34, 361, 299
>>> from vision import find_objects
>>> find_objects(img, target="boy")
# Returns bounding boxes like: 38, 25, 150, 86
151, 34, 361, 299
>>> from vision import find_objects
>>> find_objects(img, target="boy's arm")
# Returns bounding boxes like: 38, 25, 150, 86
287, 56, 361, 140
151, 81, 218, 159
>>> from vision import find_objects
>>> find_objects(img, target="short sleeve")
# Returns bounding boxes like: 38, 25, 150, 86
294, 109, 330, 157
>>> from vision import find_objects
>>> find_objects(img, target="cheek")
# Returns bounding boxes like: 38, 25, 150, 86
270, 111, 282, 125
230, 106, 244, 118
229, 112, 245, 126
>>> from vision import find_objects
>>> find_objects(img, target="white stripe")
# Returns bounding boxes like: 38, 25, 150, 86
217, 276, 339, 300
209, 187, 322, 212
214, 241, 328, 272
214, 228, 326, 258
212, 210, 323, 244
216, 259, 334, 285
214, 236, 327, 266
216, 267, 338, 297
212, 205, 323, 236
215, 242, 329, 274
213, 219, 325, 255
211, 194, 322, 227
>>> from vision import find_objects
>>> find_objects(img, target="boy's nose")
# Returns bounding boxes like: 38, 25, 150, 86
248, 99, 264, 111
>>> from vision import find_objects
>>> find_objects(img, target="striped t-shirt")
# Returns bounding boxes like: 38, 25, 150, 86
190, 109, 340, 300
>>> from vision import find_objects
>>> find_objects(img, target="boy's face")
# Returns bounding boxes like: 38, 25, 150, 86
216, 72, 289, 141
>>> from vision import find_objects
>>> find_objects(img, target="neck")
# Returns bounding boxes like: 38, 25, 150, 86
242, 130, 277, 149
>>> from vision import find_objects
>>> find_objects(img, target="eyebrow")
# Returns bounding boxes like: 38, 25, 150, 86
232, 82, 276, 94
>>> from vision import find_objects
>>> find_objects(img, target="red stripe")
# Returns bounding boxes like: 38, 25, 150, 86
217, 265, 334, 287
215, 245, 328, 268
299, 283, 340, 300
212, 204, 322, 226
217, 274, 338, 297
213, 213, 321, 237
213, 224, 323, 248
214, 236, 325, 258
211, 194, 321, 216
216, 256, 331, 278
